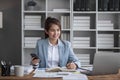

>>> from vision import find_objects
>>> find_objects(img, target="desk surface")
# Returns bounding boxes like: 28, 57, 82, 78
0, 74, 120, 80
0, 70, 62, 80
88, 74, 120, 80
0, 70, 120, 80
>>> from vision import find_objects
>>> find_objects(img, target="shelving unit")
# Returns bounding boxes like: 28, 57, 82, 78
96, 0, 120, 63
21, 0, 120, 66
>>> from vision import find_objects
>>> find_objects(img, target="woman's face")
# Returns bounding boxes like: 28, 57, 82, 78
45, 24, 61, 41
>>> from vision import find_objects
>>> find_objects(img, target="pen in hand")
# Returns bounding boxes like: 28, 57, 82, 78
66, 61, 76, 69
78, 67, 92, 71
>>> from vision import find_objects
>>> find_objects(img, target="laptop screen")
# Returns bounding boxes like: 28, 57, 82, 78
92, 53, 120, 75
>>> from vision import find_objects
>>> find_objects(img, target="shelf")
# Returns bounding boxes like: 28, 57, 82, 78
47, 11, 71, 13
73, 29, 96, 31
73, 11, 96, 14
24, 47, 35, 49
61, 29, 70, 31
22, 0, 120, 65
98, 12, 120, 14
24, 28, 44, 31
97, 47, 120, 49
97, 30, 120, 31
24, 11, 46, 13
73, 47, 96, 49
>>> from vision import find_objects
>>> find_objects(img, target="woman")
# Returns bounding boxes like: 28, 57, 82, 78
32, 17, 81, 69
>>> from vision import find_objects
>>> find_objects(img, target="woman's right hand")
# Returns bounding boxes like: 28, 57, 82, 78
31, 57, 40, 65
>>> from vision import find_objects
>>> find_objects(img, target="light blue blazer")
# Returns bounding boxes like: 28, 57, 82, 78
35, 38, 81, 68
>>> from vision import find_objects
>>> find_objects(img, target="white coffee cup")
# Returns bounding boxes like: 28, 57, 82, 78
14, 65, 24, 77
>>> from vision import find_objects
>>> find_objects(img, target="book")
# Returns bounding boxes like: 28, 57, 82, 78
73, 16, 90, 20
25, 15, 41, 19
53, 9, 69, 12
0, 12, 2, 28
46, 67, 76, 72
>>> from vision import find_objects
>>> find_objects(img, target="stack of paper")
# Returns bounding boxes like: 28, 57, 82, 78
33, 68, 88, 80
46, 67, 76, 72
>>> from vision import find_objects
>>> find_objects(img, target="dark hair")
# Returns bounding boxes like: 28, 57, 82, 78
44, 17, 61, 38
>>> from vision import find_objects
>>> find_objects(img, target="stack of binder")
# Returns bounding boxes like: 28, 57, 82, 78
74, 0, 90, 11
73, 37, 90, 48
98, 0, 120, 11
76, 53, 90, 66
97, 20, 114, 30
73, 16, 90, 30
24, 15, 42, 29
97, 34, 114, 48
24, 37, 41, 48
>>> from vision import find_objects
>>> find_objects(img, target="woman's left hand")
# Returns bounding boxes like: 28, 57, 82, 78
66, 62, 77, 69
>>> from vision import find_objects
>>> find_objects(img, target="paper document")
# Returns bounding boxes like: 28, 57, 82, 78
33, 69, 88, 80
46, 67, 76, 72
63, 74, 88, 80
80, 65, 93, 72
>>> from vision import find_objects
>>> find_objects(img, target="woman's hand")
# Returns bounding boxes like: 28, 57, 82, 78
66, 62, 77, 69
31, 57, 40, 65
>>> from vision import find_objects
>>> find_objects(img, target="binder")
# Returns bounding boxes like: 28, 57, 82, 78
74, 0, 81, 11
73, 0, 77, 11
81, 0, 85, 11
103, 0, 109, 11
98, 0, 103, 11
85, 0, 90, 11
108, 0, 114, 11
114, 0, 119, 11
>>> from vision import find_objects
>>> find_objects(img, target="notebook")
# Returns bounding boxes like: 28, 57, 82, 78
81, 52, 120, 75
46, 67, 76, 72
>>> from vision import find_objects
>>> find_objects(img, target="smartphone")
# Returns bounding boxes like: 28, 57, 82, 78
30, 53, 39, 59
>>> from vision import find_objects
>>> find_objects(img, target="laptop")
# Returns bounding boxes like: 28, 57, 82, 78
81, 52, 120, 75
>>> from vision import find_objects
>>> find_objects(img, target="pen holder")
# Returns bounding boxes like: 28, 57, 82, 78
1, 64, 11, 76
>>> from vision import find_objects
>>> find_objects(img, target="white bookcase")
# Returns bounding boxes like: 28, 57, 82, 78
21, 0, 120, 66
